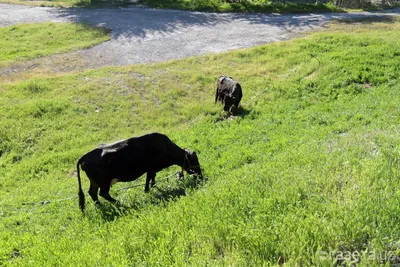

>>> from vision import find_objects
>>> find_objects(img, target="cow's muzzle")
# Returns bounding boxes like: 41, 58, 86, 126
187, 166, 202, 176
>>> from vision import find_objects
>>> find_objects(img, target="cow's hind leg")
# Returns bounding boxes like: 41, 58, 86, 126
99, 185, 117, 203
145, 172, 156, 193
88, 180, 100, 205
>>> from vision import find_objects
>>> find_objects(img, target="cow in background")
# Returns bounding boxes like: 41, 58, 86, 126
215, 75, 243, 115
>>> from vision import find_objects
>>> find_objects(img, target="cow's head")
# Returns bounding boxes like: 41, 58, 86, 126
216, 76, 226, 103
218, 75, 226, 86
184, 149, 202, 175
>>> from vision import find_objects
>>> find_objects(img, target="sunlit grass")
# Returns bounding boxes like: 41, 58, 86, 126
0, 0, 135, 7
0, 23, 110, 67
0, 0, 90, 7
1, 18, 400, 266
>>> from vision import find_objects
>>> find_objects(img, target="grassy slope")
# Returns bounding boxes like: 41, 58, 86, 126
0, 23, 110, 67
1, 18, 400, 266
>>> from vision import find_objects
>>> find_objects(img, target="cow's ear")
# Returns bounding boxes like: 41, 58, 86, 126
184, 149, 190, 158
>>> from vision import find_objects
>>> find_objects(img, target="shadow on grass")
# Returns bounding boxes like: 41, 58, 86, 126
76, 0, 133, 8
214, 106, 257, 122
94, 174, 206, 221
237, 106, 253, 118
137, 0, 340, 13
335, 15, 398, 24
49, 3, 349, 41
49, 2, 400, 49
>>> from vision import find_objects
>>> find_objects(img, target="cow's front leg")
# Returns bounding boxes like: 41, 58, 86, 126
99, 185, 117, 203
145, 172, 156, 193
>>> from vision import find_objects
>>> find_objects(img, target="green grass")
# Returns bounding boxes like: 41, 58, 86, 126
1, 18, 400, 266
0, 0, 341, 12
0, 0, 89, 7
0, 23, 110, 67
138, 0, 341, 13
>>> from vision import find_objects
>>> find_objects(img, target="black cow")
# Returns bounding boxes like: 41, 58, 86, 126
76, 132, 201, 211
215, 75, 243, 115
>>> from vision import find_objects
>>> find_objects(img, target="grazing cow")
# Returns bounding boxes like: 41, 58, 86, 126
215, 75, 243, 115
76, 132, 201, 211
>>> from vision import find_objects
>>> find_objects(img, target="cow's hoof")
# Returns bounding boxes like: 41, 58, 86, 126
229, 105, 238, 115
177, 171, 184, 180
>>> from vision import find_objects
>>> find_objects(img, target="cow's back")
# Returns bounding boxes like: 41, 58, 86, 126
80, 133, 180, 182
104, 133, 179, 180
80, 148, 105, 175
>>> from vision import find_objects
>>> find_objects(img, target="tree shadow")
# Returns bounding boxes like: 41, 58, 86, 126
77, 0, 134, 8
4, 3, 400, 44
47, 4, 354, 42
6, 4, 398, 68
334, 14, 398, 24
5, 2, 398, 72
230, 8, 400, 32
52, 6, 233, 40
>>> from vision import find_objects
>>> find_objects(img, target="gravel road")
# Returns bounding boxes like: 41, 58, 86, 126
1, 4, 399, 71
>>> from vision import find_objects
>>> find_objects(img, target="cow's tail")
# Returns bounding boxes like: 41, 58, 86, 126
77, 156, 86, 212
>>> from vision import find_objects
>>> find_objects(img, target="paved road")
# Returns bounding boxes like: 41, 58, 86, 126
1, 4, 400, 67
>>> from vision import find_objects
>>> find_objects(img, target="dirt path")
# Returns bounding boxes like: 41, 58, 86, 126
1, 4, 399, 79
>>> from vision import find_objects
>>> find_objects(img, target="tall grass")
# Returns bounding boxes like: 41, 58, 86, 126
1, 18, 400, 266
